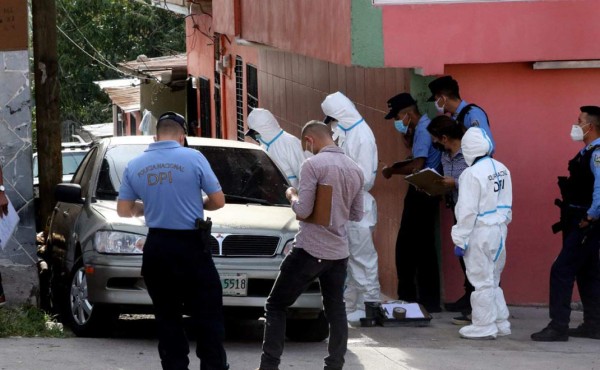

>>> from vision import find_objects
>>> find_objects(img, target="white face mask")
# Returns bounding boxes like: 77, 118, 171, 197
304, 140, 314, 156
435, 97, 446, 114
571, 123, 590, 142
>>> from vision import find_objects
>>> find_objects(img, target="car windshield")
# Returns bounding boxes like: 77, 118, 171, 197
32, 151, 88, 178
96, 143, 289, 205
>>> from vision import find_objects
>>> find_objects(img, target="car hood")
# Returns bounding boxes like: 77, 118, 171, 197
93, 200, 299, 234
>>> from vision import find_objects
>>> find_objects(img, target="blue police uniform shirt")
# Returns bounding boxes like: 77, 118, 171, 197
454, 100, 496, 154
413, 114, 441, 170
584, 137, 600, 219
118, 140, 222, 230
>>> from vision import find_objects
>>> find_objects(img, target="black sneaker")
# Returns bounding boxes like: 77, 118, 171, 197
568, 324, 600, 340
531, 326, 568, 342
452, 313, 472, 326
444, 293, 471, 312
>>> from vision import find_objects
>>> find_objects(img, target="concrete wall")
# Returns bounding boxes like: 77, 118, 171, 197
381, 0, 600, 75
258, 49, 412, 298
436, 62, 600, 305
140, 81, 186, 135
0, 50, 38, 306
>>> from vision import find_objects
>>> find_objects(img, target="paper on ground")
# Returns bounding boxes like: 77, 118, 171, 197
381, 303, 425, 319
0, 201, 20, 250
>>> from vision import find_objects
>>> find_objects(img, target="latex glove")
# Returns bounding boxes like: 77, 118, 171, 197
454, 246, 465, 257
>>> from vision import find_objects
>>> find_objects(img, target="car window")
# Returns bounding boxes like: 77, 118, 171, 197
72, 147, 98, 191
98, 143, 289, 205
62, 152, 88, 176
196, 146, 289, 205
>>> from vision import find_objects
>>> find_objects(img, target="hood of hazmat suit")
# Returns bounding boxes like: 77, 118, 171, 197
321, 92, 378, 226
247, 108, 306, 187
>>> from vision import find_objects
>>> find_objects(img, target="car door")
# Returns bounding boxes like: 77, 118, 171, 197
49, 146, 99, 271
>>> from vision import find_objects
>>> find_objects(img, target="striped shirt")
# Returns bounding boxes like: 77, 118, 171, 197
292, 145, 364, 260
442, 149, 469, 206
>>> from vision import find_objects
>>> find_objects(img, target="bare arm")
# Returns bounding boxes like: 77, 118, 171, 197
117, 199, 144, 218
204, 190, 225, 211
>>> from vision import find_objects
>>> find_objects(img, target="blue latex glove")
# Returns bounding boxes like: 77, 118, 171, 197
454, 246, 465, 257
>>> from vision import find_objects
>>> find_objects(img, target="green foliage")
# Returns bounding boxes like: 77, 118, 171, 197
0, 305, 66, 338
57, 0, 185, 125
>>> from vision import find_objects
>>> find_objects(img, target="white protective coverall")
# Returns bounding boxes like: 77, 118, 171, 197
451, 127, 512, 339
247, 108, 306, 188
321, 92, 381, 319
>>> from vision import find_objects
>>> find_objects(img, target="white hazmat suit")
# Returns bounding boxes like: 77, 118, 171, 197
247, 109, 306, 188
452, 127, 512, 339
321, 92, 381, 321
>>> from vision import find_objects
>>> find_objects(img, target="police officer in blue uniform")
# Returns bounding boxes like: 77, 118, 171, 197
531, 106, 600, 342
427, 75, 495, 315
117, 112, 229, 369
382, 93, 443, 313
428, 75, 495, 155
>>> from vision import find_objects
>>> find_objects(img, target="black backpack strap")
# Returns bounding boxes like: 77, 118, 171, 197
456, 104, 491, 128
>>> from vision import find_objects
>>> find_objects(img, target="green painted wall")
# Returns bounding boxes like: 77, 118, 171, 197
351, 0, 384, 67
410, 72, 438, 117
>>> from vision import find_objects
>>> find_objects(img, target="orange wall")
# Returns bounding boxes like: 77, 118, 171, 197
439, 62, 600, 304
186, 14, 258, 140
381, 0, 600, 75
258, 49, 412, 298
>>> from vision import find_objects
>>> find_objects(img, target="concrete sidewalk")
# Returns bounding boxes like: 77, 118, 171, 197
0, 306, 597, 370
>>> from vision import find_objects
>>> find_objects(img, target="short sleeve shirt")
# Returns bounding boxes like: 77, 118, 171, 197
413, 114, 442, 170
118, 140, 221, 229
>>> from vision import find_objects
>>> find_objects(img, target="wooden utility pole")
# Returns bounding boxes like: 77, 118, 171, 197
32, 0, 62, 232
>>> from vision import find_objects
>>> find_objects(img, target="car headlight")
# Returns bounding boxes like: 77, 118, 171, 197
94, 231, 145, 254
282, 239, 294, 256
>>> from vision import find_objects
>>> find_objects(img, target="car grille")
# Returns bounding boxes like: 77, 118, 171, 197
209, 235, 280, 257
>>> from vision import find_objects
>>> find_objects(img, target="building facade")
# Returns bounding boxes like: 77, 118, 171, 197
156, 0, 600, 305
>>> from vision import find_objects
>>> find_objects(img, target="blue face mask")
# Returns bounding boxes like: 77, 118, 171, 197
394, 114, 410, 134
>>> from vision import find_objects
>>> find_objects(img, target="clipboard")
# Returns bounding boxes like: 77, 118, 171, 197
404, 168, 446, 196
296, 184, 332, 226
0, 200, 20, 250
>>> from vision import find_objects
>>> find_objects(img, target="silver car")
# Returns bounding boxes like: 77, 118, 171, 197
47, 135, 327, 341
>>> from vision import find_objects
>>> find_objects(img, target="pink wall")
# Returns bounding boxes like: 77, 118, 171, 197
440, 62, 600, 304
381, 0, 600, 75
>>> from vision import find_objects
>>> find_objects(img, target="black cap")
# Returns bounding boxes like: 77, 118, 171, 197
157, 111, 188, 147
384, 93, 417, 120
427, 76, 459, 102
323, 115, 335, 124
245, 128, 260, 141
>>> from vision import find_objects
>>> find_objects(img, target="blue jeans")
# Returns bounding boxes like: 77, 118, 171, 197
260, 247, 348, 370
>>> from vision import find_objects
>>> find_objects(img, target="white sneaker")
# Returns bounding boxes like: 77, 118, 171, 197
347, 309, 366, 323
459, 324, 497, 340
496, 320, 511, 336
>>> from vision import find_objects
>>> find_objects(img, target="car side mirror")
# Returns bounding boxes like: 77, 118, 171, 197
55, 183, 85, 204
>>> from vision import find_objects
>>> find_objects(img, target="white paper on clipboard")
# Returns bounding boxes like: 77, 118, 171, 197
0, 200, 19, 250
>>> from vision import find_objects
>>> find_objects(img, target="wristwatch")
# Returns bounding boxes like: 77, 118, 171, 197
0, 185, 5, 192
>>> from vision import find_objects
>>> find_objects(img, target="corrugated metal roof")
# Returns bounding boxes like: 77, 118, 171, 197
118, 53, 187, 75
94, 79, 141, 112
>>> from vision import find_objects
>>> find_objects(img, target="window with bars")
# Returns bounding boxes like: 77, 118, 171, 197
246, 64, 258, 116
235, 56, 245, 141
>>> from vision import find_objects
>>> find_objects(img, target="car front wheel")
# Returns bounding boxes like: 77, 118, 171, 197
65, 260, 118, 337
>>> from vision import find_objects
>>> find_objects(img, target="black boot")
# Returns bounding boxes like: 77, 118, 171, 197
568, 323, 600, 339
531, 325, 568, 342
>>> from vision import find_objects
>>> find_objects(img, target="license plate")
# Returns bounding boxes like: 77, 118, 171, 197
220, 273, 248, 296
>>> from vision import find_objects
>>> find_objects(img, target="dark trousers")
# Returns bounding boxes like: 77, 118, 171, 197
143, 229, 228, 370
549, 218, 600, 330
260, 247, 348, 370
395, 186, 441, 309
